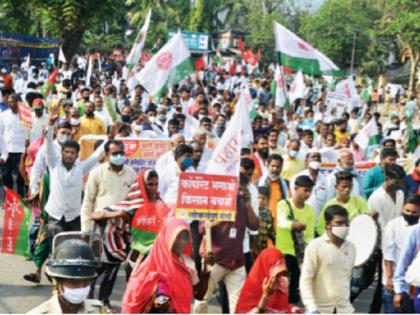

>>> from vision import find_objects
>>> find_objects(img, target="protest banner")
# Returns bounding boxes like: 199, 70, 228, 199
176, 173, 238, 222
320, 158, 415, 179
325, 91, 350, 119
79, 136, 171, 173
1, 187, 32, 256
17, 102, 33, 128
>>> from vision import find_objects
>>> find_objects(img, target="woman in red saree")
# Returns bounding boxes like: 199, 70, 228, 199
235, 247, 301, 314
122, 218, 195, 313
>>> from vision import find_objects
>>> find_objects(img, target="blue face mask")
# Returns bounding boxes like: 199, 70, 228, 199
110, 154, 126, 166
182, 157, 193, 169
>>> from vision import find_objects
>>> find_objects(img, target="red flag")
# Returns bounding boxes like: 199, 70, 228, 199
1, 187, 32, 256
194, 56, 206, 71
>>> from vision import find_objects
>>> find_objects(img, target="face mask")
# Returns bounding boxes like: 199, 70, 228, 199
83, 96, 90, 101
61, 286, 90, 304
403, 213, 419, 226
342, 165, 353, 172
309, 161, 321, 170
85, 112, 94, 117
331, 226, 349, 240
340, 127, 347, 133
268, 173, 280, 181
70, 118, 81, 126
289, 150, 299, 158
121, 115, 130, 123
198, 114, 206, 121
157, 114, 166, 122
182, 157, 193, 169
57, 134, 71, 144
109, 154, 126, 166
148, 116, 156, 123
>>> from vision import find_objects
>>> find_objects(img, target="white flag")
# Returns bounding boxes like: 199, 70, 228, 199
274, 65, 288, 107
335, 76, 357, 99
124, 8, 152, 79
274, 21, 339, 75
289, 71, 306, 104
86, 55, 93, 87
135, 31, 193, 96
206, 90, 253, 176
354, 118, 378, 149
59, 47, 67, 63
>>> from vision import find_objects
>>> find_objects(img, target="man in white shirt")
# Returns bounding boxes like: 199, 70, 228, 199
290, 151, 327, 220
30, 98, 49, 142
368, 163, 406, 232
155, 133, 185, 176
325, 149, 365, 201
0, 93, 27, 195
29, 121, 72, 196
382, 195, 420, 313
300, 205, 356, 313
80, 139, 136, 310
93, 95, 112, 129
44, 106, 106, 249
158, 144, 193, 207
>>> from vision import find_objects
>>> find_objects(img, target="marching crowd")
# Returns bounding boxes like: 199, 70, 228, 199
0, 55, 420, 314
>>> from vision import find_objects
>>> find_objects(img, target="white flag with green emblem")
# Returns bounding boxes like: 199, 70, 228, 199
135, 31, 194, 96
125, 9, 151, 74
274, 21, 340, 76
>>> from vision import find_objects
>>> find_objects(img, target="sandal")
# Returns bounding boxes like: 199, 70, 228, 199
23, 273, 41, 284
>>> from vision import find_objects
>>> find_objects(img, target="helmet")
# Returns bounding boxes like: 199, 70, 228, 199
46, 239, 97, 279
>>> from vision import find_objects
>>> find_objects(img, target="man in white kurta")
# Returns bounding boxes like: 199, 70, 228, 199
300, 205, 356, 313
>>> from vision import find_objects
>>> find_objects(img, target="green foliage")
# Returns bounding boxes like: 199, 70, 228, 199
299, 0, 382, 70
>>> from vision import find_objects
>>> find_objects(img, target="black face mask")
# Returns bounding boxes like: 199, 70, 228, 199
403, 213, 419, 225
83, 96, 90, 101
121, 115, 130, 123
85, 111, 94, 117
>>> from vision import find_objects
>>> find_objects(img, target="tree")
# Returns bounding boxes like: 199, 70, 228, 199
376, 0, 420, 96
31, 0, 122, 61
299, 0, 381, 71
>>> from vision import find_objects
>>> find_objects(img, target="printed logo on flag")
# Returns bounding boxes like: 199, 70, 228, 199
156, 52, 173, 70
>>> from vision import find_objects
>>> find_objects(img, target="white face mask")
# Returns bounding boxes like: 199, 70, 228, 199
61, 285, 90, 304
57, 134, 71, 144
148, 116, 156, 123
268, 173, 280, 181
289, 150, 299, 158
331, 226, 349, 240
308, 161, 321, 170
70, 118, 81, 126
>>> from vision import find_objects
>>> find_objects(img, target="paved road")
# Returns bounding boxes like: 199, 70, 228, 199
0, 197, 378, 313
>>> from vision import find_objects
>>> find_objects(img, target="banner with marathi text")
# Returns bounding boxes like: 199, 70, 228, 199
176, 173, 238, 222
1, 187, 32, 256
79, 136, 171, 173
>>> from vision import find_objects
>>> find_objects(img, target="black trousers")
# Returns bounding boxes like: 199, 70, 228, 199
285, 254, 301, 304
89, 262, 120, 306
369, 250, 383, 313
47, 215, 81, 252
2, 152, 25, 196
190, 221, 203, 276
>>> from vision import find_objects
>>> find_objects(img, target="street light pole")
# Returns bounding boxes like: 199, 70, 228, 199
349, 32, 356, 76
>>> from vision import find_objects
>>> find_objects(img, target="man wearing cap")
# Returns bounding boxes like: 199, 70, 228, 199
27, 239, 105, 314
30, 98, 49, 142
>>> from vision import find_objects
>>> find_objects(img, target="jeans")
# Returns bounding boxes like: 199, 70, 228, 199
89, 262, 120, 306
47, 215, 81, 252
382, 287, 395, 313
383, 288, 414, 313
285, 254, 301, 304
